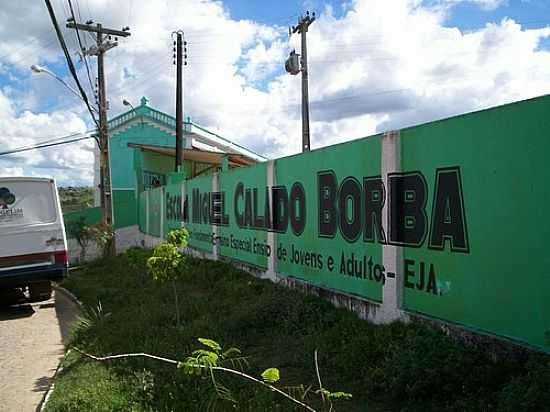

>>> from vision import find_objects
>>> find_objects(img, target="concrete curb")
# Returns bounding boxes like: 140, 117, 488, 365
36, 285, 84, 412
52, 284, 85, 309
37, 349, 71, 412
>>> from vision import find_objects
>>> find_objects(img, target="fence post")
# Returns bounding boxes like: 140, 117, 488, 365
380, 130, 406, 323
265, 160, 277, 281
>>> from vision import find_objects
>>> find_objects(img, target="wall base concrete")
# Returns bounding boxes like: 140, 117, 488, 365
115, 225, 142, 252
67, 238, 101, 264
278, 276, 382, 324
408, 313, 534, 361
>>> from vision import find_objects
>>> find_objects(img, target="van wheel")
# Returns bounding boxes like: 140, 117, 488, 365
29, 282, 52, 302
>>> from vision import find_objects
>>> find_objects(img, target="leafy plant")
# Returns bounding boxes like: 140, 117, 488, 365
146, 228, 189, 326
67, 216, 92, 262
178, 338, 351, 411
125, 247, 150, 277
71, 300, 111, 345
89, 223, 115, 258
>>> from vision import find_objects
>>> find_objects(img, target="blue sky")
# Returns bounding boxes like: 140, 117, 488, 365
223, 0, 550, 30
444, 0, 550, 31
1, 0, 550, 185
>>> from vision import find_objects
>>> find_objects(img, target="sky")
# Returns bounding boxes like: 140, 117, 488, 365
1, 0, 550, 186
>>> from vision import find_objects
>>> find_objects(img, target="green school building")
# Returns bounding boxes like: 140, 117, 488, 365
78, 96, 264, 230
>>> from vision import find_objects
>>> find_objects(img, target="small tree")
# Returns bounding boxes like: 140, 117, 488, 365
89, 223, 115, 259
146, 228, 189, 326
67, 217, 92, 262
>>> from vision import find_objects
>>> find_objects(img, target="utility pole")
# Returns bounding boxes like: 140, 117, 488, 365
66, 21, 130, 254
286, 11, 315, 152
172, 31, 187, 172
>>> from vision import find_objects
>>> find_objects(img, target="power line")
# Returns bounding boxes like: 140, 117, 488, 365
44, 0, 99, 130
68, 0, 95, 97
0, 133, 94, 157
3, 131, 86, 152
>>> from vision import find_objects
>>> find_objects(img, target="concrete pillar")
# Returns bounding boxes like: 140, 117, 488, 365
212, 172, 220, 260
265, 160, 277, 282
181, 180, 186, 228
380, 130, 406, 323
159, 187, 165, 239
145, 190, 150, 237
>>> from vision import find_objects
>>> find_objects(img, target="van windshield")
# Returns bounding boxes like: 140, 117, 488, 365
0, 181, 57, 227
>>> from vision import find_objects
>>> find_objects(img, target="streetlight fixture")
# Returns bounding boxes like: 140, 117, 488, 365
30, 64, 99, 113
123, 98, 143, 127
122, 98, 134, 110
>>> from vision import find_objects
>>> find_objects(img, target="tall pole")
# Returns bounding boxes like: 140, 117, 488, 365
96, 25, 113, 228
175, 31, 184, 172
300, 24, 310, 152
290, 12, 315, 152
67, 21, 131, 256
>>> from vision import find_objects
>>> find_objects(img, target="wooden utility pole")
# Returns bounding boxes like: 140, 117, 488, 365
172, 31, 187, 172
291, 11, 315, 152
66, 21, 130, 254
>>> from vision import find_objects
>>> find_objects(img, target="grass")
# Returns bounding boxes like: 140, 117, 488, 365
46, 250, 550, 412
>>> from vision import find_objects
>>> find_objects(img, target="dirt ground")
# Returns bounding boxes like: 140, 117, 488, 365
0, 289, 79, 412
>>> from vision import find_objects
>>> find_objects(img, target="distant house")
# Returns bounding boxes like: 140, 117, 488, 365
92, 96, 265, 230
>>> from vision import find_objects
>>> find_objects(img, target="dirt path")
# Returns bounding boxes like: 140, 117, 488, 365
0, 289, 79, 412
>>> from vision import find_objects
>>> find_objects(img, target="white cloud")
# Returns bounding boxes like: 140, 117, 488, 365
429, 0, 507, 11
1, 0, 550, 184
0, 88, 91, 186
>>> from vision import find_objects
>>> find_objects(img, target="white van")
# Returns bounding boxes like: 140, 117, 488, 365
0, 177, 68, 301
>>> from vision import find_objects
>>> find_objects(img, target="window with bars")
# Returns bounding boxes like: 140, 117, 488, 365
143, 171, 166, 189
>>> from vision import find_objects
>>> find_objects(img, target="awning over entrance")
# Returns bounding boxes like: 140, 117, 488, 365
127, 142, 257, 168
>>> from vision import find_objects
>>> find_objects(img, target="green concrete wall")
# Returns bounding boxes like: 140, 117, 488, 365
185, 175, 214, 253
275, 136, 383, 302
400, 95, 550, 350
218, 163, 268, 268
113, 190, 136, 229
137, 94, 550, 351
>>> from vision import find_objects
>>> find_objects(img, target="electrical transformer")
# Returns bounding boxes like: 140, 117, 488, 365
285, 50, 301, 75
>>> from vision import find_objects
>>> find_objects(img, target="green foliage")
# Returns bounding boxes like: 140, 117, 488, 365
166, 227, 189, 248
146, 229, 190, 283
146, 229, 190, 326
51, 255, 550, 412
44, 351, 153, 412
124, 247, 150, 273
66, 217, 92, 248
315, 388, 353, 402
89, 223, 115, 258
198, 338, 222, 352
70, 300, 112, 347
66, 216, 93, 261
179, 339, 348, 411
261, 368, 280, 384
146, 243, 182, 283
179, 338, 247, 406
58, 186, 94, 213
179, 338, 247, 377
496, 356, 550, 411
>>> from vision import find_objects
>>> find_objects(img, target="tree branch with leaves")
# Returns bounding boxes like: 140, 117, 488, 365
146, 228, 189, 326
